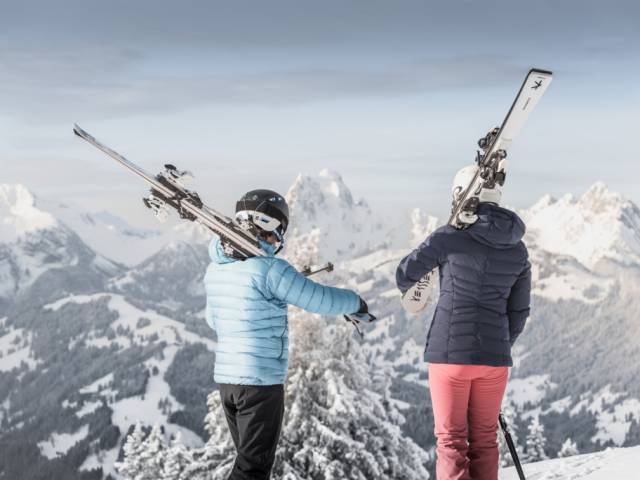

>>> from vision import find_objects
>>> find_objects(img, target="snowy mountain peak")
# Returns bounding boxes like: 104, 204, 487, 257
0, 183, 57, 241
285, 170, 369, 230
287, 169, 359, 215
317, 169, 355, 205
284, 170, 382, 263
529, 182, 627, 216
580, 181, 626, 214
522, 182, 640, 269
528, 193, 557, 212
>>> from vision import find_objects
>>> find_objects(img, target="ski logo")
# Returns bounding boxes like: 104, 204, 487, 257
410, 277, 431, 301
401, 269, 437, 314
532, 79, 543, 90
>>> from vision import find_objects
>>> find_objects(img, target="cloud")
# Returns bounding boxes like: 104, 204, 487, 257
1, 0, 638, 124
0, 50, 525, 123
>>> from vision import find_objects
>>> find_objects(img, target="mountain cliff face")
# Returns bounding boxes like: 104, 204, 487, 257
284, 169, 389, 264
0, 177, 639, 479
0, 185, 121, 313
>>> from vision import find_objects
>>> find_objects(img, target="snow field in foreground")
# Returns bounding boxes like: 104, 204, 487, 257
500, 445, 640, 480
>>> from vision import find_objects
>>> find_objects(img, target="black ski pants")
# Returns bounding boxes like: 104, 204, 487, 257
219, 383, 285, 480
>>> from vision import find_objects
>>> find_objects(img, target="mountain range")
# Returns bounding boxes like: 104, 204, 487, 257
0, 173, 639, 479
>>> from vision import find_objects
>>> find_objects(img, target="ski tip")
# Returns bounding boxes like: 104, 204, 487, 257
73, 124, 83, 137
529, 68, 553, 77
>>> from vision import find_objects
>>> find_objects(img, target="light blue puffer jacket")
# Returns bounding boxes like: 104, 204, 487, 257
204, 238, 361, 386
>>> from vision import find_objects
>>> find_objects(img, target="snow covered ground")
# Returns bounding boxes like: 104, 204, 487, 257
0, 327, 38, 372
38, 425, 90, 459
506, 375, 557, 410
500, 446, 640, 479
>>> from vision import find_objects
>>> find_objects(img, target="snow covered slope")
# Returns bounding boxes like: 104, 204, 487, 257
109, 241, 209, 314
500, 446, 640, 480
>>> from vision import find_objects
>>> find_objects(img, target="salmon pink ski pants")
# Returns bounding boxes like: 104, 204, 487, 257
428, 363, 508, 480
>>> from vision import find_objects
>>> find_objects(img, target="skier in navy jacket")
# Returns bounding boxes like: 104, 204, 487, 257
396, 165, 531, 480
205, 189, 371, 480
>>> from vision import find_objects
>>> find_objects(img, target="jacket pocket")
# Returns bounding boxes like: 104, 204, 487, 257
278, 337, 284, 359
277, 325, 287, 359
425, 307, 438, 348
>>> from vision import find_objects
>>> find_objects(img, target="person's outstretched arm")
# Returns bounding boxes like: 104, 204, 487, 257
396, 229, 445, 294
266, 259, 361, 315
507, 259, 532, 345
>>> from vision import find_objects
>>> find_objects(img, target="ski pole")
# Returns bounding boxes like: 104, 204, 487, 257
301, 262, 334, 277
343, 313, 376, 338
343, 315, 364, 337
499, 412, 526, 480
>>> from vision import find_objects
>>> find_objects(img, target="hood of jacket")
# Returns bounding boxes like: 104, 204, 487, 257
467, 203, 526, 249
209, 237, 275, 264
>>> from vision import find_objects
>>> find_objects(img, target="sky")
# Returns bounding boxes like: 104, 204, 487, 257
1, 0, 639, 227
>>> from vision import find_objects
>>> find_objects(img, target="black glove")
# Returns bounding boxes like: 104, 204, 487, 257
357, 297, 368, 314
344, 298, 374, 338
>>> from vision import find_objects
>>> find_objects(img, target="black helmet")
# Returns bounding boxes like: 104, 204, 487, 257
235, 190, 289, 249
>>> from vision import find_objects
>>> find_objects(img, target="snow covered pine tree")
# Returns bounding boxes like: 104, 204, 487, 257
116, 423, 168, 480
557, 437, 579, 458
524, 416, 549, 462
115, 423, 148, 479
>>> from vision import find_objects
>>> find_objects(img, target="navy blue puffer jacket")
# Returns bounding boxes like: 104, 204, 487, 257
396, 204, 531, 367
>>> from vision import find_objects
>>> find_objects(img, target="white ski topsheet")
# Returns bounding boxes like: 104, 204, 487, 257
493, 69, 552, 153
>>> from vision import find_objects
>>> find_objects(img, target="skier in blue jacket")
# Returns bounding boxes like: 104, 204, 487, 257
204, 189, 370, 480
396, 166, 531, 480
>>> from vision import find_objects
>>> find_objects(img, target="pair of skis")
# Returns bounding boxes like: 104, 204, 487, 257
73, 125, 375, 329
401, 68, 553, 314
